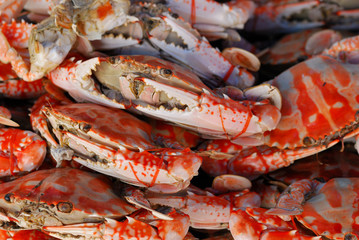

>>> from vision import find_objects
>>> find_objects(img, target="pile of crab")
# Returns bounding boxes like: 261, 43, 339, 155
0, 0, 359, 239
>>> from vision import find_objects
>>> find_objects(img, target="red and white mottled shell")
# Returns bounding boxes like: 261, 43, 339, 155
297, 178, 359, 239
264, 54, 359, 148
46, 103, 156, 151
0, 168, 137, 224
0, 128, 46, 176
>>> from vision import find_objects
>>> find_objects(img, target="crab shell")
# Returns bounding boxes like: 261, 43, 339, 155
0, 168, 138, 230
48, 55, 281, 145
268, 178, 359, 239
42, 102, 202, 193
264, 52, 359, 149
0, 128, 46, 177
296, 178, 359, 239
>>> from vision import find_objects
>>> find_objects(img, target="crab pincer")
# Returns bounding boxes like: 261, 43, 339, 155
47, 55, 282, 144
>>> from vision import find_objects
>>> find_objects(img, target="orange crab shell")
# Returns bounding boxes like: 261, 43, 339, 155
0, 128, 46, 176
297, 178, 359, 239
264, 54, 359, 149
44, 103, 156, 151
0, 168, 137, 219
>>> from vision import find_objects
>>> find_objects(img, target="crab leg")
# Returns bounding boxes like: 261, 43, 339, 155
147, 192, 231, 229
43, 217, 162, 240
0, 0, 27, 22
230, 207, 323, 240
266, 179, 323, 217
227, 139, 340, 178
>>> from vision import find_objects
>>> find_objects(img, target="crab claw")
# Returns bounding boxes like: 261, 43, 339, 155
248, 1, 340, 33
146, 13, 255, 89
0, 106, 18, 127
134, 82, 280, 145
29, 17, 77, 79
43, 217, 161, 239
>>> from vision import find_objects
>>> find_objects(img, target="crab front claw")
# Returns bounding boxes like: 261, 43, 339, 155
29, 17, 78, 80
134, 79, 281, 144
48, 55, 280, 144
146, 13, 256, 89
0, 17, 76, 82
165, 0, 255, 40
247, 0, 340, 33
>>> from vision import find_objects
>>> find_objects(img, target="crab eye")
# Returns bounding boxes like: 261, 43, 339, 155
303, 136, 316, 146
4, 193, 14, 203
57, 202, 73, 213
344, 233, 357, 240
171, 13, 179, 18
160, 68, 173, 78
81, 123, 92, 132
